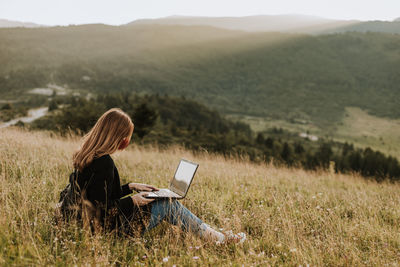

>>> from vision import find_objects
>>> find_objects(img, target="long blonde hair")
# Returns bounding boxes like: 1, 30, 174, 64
73, 108, 134, 172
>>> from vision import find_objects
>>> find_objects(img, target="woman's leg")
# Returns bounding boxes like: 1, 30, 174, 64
143, 199, 225, 242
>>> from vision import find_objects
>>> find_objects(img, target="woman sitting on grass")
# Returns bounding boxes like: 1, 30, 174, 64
66, 108, 245, 244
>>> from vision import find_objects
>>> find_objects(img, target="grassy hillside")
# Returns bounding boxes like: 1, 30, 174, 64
229, 107, 400, 159
172, 32, 400, 126
335, 107, 400, 158
1, 25, 400, 130
0, 127, 399, 265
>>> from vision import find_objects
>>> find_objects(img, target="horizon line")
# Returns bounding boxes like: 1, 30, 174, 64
1, 13, 399, 27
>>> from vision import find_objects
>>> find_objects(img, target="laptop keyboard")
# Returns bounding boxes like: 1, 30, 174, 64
153, 189, 180, 198
154, 190, 170, 196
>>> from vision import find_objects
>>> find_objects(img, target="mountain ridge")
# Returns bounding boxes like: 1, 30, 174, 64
2, 15, 398, 34
127, 14, 359, 33
323, 20, 400, 34
0, 18, 44, 28
127, 15, 400, 35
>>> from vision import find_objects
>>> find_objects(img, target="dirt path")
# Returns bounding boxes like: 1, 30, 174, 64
0, 107, 48, 128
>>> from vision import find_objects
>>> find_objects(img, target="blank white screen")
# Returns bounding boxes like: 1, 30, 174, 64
171, 160, 197, 194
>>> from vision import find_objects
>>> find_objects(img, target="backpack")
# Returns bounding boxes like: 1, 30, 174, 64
58, 169, 82, 220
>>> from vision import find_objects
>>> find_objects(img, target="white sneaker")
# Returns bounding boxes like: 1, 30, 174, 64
223, 230, 247, 244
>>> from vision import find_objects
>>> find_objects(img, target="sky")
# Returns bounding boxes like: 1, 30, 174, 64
1, 0, 399, 26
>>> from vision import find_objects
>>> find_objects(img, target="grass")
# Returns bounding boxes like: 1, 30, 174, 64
226, 113, 322, 135
334, 107, 400, 158
0, 127, 399, 266
231, 107, 400, 159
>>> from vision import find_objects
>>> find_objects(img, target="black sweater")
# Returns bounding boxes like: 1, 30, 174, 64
76, 154, 137, 231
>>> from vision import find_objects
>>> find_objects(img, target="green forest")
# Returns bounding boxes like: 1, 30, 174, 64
1, 25, 400, 130
28, 92, 400, 182
323, 21, 400, 34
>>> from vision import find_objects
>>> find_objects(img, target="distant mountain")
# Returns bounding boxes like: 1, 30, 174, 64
394, 17, 400, 22
0, 19, 44, 28
323, 20, 400, 34
127, 15, 400, 35
126, 15, 358, 34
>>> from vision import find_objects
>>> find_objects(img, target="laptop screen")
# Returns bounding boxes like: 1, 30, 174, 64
170, 160, 198, 196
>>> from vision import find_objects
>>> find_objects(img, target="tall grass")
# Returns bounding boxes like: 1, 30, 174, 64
0, 127, 399, 266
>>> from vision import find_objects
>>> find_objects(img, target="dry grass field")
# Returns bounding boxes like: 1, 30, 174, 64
0, 127, 399, 266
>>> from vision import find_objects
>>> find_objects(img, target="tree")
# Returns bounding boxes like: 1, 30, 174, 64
1, 103, 12, 110
316, 143, 333, 169
256, 133, 264, 145
342, 142, 354, 156
294, 143, 305, 154
265, 137, 274, 149
348, 150, 362, 172
48, 100, 58, 111
132, 103, 158, 139
281, 142, 293, 166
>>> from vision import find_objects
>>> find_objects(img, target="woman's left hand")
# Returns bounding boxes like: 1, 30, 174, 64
129, 183, 159, 192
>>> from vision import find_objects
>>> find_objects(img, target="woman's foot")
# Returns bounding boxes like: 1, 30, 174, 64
221, 230, 247, 244
200, 223, 246, 244
200, 223, 225, 242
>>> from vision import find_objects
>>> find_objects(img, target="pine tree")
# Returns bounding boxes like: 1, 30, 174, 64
132, 103, 158, 138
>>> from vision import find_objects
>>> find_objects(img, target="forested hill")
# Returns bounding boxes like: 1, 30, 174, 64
1, 24, 400, 128
127, 15, 358, 34
127, 15, 400, 35
322, 20, 400, 34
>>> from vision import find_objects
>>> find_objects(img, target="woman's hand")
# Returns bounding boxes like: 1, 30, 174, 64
129, 183, 159, 192
131, 192, 155, 206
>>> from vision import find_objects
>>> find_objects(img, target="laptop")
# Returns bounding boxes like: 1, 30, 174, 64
144, 159, 199, 199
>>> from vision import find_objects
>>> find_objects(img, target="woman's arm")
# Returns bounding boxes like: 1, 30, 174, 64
121, 183, 134, 196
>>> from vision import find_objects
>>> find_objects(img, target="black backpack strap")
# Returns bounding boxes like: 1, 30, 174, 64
69, 168, 85, 199
69, 168, 78, 183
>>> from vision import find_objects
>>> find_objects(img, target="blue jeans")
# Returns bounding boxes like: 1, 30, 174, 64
143, 199, 206, 235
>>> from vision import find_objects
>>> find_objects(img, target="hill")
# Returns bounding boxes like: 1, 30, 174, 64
323, 20, 400, 34
1, 24, 400, 154
0, 18, 44, 28
1, 25, 400, 125
127, 14, 358, 34
128, 15, 400, 35
0, 127, 399, 265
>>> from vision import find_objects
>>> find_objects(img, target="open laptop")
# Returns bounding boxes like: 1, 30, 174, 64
144, 159, 199, 199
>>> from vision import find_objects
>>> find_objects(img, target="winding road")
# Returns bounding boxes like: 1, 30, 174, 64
0, 107, 48, 129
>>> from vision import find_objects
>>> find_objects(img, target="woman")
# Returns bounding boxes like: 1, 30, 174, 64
70, 108, 245, 244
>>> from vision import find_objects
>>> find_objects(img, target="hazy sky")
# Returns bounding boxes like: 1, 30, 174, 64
1, 0, 399, 25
